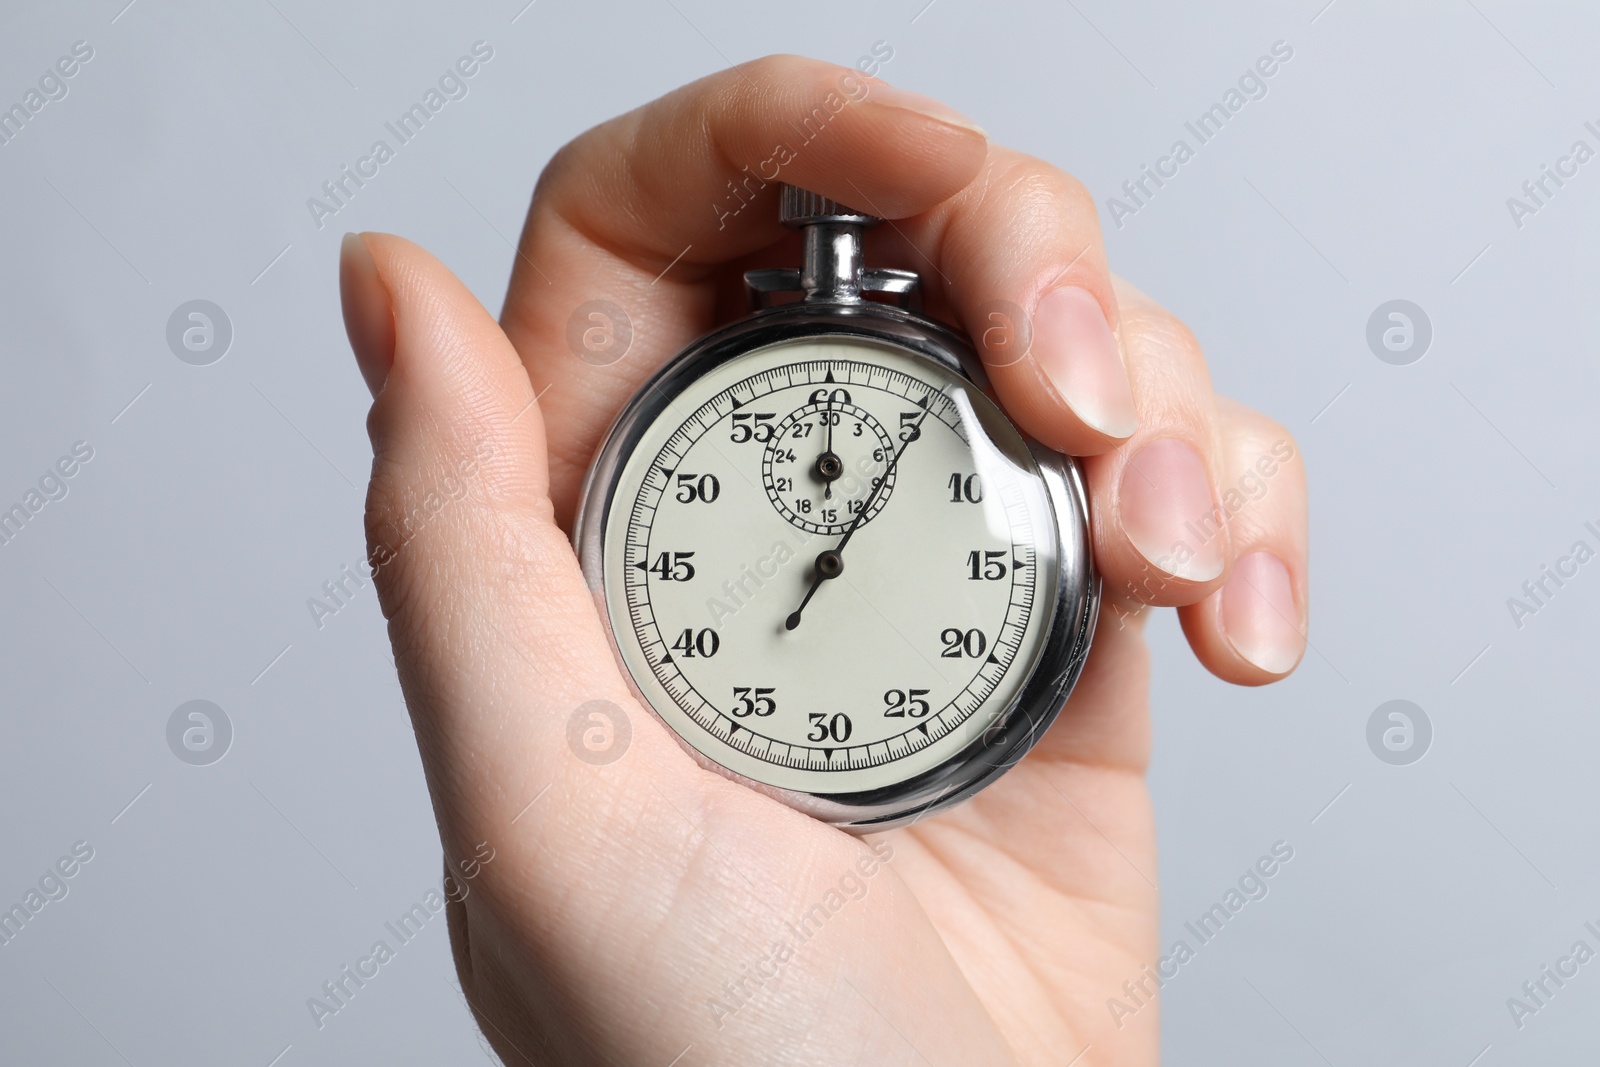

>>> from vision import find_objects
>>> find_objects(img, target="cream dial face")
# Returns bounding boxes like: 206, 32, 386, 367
602, 338, 1059, 794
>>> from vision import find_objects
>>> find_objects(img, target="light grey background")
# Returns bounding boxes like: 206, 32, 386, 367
1, 0, 1594, 1063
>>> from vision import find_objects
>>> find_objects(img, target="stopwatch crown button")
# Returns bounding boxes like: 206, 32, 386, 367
780, 185, 880, 229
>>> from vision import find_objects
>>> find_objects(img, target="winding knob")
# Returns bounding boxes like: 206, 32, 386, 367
780, 185, 880, 229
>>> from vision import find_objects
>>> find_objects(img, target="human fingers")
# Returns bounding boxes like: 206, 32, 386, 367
498, 53, 988, 524
1078, 280, 1236, 610
865, 142, 1138, 458
1177, 396, 1308, 682
341, 231, 1014, 1065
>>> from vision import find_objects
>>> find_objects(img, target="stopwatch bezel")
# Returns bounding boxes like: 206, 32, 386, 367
573, 298, 1099, 831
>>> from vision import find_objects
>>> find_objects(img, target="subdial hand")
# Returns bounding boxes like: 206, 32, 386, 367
818, 391, 840, 499
785, 394, 935, 631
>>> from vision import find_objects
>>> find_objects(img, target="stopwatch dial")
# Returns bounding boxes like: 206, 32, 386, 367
761, 396, 896, 535
601, 338, 1060, 795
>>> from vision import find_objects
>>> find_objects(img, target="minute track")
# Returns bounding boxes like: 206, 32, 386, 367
580, 189, 1099, 828
616, 349, 1045, 773
650, 582, 1035, 771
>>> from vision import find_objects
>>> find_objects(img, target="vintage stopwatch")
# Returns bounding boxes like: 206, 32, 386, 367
575, 186, 1099, 831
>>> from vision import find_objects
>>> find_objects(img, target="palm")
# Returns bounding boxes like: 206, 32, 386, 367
691, 612, 1159, 1066
889, 622, 1157, 1064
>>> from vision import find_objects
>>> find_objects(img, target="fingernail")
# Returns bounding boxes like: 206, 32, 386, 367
340, 232, 395, 398
862, 81, 987, 137
1118, 438, 1224, 582
1221, 552, 1303, 674
1032, 287, 1137, 439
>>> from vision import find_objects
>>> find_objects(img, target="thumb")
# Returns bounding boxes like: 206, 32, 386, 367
338, 230, 688, 854
337, 231, 1009, 1066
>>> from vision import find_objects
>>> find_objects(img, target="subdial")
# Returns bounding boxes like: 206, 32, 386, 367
761, 397, 896, 535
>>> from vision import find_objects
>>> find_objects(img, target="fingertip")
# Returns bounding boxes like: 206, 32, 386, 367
1031, 286, 1138, 440
1221, 551, 1304, 675
754, 57, 986, 220
357, 230, 525, 409
848, 78, 989, 209
1113, 437, 1228, 584
986, 357, 1132, 458
352, 230, 546, 506
859, 78, 987, 138
340, 231, 395, 399
1179, 551, 1306, 685
984, 284, 1139, 457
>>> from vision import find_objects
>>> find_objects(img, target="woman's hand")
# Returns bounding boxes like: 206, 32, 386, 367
338, 54, 1308, 1067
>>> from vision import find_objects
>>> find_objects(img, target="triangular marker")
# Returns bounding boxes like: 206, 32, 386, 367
824, 369, 835, 383
986, 653, 1000, 665
822, 748, 833, 760
915, 723, 929, 738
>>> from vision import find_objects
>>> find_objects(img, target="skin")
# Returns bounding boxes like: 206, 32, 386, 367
338, 56, 1308, 1067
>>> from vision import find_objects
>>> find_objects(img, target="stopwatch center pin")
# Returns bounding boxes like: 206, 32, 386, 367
783, 550, 844, 631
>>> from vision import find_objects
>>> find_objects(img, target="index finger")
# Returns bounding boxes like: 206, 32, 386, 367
499, 53, 988, 522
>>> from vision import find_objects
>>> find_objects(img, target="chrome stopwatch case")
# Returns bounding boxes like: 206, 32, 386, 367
575, 186, 1098, 831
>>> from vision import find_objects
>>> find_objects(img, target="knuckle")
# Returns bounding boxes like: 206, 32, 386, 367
363, 439, 559, 631
363, 467, 431, 625
1211, 404, 1305, 540
1122, 301, 1208, 391
1220, 398, 1302, 473
531, 129, 607, 228
983, 152, 1097, 228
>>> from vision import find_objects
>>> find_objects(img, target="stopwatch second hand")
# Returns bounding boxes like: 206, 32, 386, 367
785, 396, 934, 631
